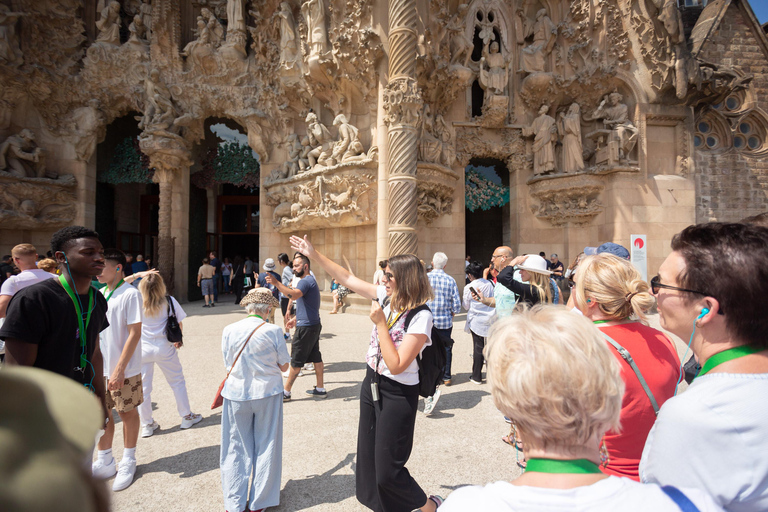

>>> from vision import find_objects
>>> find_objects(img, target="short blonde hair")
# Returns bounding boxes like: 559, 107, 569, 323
573, 254, 655, 322
37, 258, 59, 274
486, 305, 624, 452
12, 244, 36, 258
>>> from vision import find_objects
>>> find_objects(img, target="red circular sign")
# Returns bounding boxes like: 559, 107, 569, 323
634, 238, 644, 249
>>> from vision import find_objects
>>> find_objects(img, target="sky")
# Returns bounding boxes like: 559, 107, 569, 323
751, 1, 768, 24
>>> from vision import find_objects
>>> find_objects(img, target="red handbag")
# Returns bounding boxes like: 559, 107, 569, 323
211, 322, 265, 409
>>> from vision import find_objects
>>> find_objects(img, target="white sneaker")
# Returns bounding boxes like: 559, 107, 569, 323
303, 362, 314, 372
423, 389, 442, 416
112, 458, 136, 491
92, 457, 116, 479
180, 413, 203, 429
140, 421, 160, 438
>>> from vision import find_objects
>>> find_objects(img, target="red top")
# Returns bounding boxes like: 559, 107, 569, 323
599, 322, 680, 481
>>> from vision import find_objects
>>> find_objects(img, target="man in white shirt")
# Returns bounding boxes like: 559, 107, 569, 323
0, 244, 55, 319
92, 249, 144, 492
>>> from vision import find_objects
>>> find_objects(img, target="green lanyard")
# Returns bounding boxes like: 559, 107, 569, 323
58, 274, 94, 368
104, 279, 125, 302
525, 458, 602, 474
247, 314, 264, 320
697, 345, 763, 378
592, 320, 611, 325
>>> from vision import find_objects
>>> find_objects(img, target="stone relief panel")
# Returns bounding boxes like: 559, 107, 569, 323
0, 173, 77, 229
416, 163, 460, 225
528, 174, 604, 227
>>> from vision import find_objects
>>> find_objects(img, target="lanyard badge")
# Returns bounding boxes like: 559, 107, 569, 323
59, 275, 94, 369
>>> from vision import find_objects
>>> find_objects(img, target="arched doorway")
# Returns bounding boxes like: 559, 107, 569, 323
464, 157, 510, 266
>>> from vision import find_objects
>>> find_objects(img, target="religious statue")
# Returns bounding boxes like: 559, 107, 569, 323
434, 114, 456, 167
558, 103, 584, 173
479, 41, 509, 99
519, 9, 556, 74
0, 129, 47, 178
447, 4, 472, 68
138, 68, 174, 131
589, 92, 638, 160
70, 100, 107, 162
523, 105, 557, 176
305, 112, 334, 169
201, 8, 225, 48
301, 0, 329, 58
182, 16, 217, 72
140, 0, 152, 40
418, 104, 441, 163
0, 5, 24, 67
331, 114, 364, 164
95, 1, 122, 46
226, 0, 246, 33
278, 2, 301, 71
127, 14, 148, 46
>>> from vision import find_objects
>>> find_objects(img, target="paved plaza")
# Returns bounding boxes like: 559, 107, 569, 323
107, 300, 688, 512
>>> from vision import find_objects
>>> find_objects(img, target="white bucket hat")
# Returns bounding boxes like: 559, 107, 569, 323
263, 258, 276, 271
518, 254, 552, 275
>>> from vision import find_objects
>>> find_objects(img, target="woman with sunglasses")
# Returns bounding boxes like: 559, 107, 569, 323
572, 253, 680, 481
288, 235, 444, 512
640, 223, 768, 511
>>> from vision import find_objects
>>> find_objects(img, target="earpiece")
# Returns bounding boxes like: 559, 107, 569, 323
586, 299, 592, 304
697, 308, 710, 319
116, 266, 121, 272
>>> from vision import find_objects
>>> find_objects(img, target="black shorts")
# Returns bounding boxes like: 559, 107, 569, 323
280, 297, 290, 317
291, 323, 322, 367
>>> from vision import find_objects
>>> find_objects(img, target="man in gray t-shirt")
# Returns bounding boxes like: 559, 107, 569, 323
266, 254, 325, 400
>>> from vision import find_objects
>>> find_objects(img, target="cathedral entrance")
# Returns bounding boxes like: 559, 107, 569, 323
464, 158, 510, 267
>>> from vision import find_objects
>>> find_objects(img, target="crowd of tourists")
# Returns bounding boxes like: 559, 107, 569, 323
2, 214, 768, 512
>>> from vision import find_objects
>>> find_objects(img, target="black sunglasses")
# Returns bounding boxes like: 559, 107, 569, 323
650, 275, 708, 296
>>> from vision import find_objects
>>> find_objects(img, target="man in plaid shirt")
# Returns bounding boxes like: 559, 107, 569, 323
423, 252, 461, 415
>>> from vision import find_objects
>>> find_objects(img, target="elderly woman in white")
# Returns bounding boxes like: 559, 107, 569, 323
220, 288, 290, 512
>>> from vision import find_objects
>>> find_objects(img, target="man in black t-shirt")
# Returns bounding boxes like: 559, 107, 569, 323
0, 255, 13, 284
210, 251, 222, 303
0, 226, 110, 419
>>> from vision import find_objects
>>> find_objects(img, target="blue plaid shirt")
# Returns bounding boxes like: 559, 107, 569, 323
427, 269, 461, 329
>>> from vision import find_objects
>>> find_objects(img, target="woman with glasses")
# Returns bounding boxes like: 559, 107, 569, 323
572, 253, 680, 481
640, 223, 768, 511
288, 235, 444, 512
439, 306, 720, 512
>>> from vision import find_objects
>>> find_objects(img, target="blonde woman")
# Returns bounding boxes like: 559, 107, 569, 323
440, 306, 721, 511
478, 254, 554, 308
36, 257, 59, 274
573, 253, 680, 480
136, 274, 202, 437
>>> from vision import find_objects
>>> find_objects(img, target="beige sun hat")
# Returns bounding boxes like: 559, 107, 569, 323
239, 287, 279, 308
517, 254, 553, 276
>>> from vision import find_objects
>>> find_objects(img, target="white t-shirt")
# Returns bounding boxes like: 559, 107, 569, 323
99, 283, 143, 378
640, 373, 768, 511
0, 269, 55, 296
141, 295, 187, 341
366, 285, 432, 386
440, 476, 722, 512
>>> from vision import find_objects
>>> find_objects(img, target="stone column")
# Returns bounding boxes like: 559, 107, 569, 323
383, 0, 422, 256
141, 136, 192, 297
376, 61, 390, 263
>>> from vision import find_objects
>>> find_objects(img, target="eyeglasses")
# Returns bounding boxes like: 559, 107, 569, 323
491, 254, 504, 260
649, 275, 709, 296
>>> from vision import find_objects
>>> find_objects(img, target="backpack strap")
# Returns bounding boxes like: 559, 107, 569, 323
166, 296, 176, 318
601, 332, 660, 415
404, 304, 430, 331
661, 486, 700, 512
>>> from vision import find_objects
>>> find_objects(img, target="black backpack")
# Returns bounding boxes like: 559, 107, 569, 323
404, 304, 446, 398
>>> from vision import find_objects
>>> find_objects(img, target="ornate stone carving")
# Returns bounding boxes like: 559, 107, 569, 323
127, 14, 149, 47
417, 181, 454, 225
383, 77, 422, 129
95, 1, 122, 46
183, 16, 217, 73
0, 5, 24, 67
529, 174, 604, 227
0, 129, 49, 179
587, 91, 638, 161
518, 9, 556, 75
523, 105, 557, 176
69, 100, 107, 162
558, 103, 584, 173
278, 2, 302, 72
0, 173, 77, 229
265, 170, 376, 232
301, 0, 329, 59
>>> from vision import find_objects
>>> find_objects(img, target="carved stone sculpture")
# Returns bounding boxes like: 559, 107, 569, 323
0, 174, 77, 229
70, 100, 107, 162
301, 0, 329, 58
331, 114, 364, 164
0, 129, 48, 179
305, 111, 334, 169
95, 1, 122, 46
278, 2, 301, 71
447, 4, 472, 68
519, 9, 556, 75
417, 181, 454, 225
558, 103, 584, 173
223, 0, 247, 57
589, 92, 638, 160
479, 42, 509, 99
140, 0, 152, 40
523, 104, 557, 176
0, 5, 24, 67
127, 14, 149, 46
201, 8, 225, 48
183, 16, 217, 72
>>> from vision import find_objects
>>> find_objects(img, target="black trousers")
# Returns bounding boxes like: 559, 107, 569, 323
471, 330, 486, 382
357, 367, 426, 512
233, 278, 244, 304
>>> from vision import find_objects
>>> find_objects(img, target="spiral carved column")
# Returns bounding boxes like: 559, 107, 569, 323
383, 0, 422, 256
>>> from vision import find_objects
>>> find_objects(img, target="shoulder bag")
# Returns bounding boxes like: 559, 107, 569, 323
165, 296, 183, 345
211, 322, 266, 409
601, 332, 660, 415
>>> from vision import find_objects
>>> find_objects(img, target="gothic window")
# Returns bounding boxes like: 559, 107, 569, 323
693, 113, 729, 152
735, 113, 768, 156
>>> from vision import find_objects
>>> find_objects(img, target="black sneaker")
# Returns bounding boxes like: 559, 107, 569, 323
305, 387, 327, 398
210, 303, 215, 307
282, 392, 291, 402
203, 304, 210, 308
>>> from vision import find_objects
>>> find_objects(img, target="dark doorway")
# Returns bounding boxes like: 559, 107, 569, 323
465, 158, 510, 268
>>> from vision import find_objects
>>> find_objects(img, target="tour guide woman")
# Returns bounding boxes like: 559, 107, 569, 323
289, 235, 444, 512
439, 306, 721, 511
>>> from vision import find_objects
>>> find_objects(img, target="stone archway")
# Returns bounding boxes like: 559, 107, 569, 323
465, 157, 511, 266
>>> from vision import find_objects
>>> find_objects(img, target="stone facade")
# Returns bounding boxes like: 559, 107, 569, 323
0, 0, 766, 299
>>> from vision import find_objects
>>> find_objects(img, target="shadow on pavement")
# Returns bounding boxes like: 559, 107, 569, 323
320, 332, 337, 340
419, 389, 490, 418
323, 361, 368, 373
137, 444, 220, 479
151, 413, 221, 436
272, 453, 357, 511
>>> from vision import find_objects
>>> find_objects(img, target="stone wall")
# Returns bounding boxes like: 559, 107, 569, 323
694, 2, 768, 222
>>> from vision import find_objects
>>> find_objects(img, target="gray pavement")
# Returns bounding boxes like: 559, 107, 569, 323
106, 299, 688, 512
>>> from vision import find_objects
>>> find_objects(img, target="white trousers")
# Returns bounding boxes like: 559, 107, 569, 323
220, 394, 283, 512
137, 337, 192, 425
